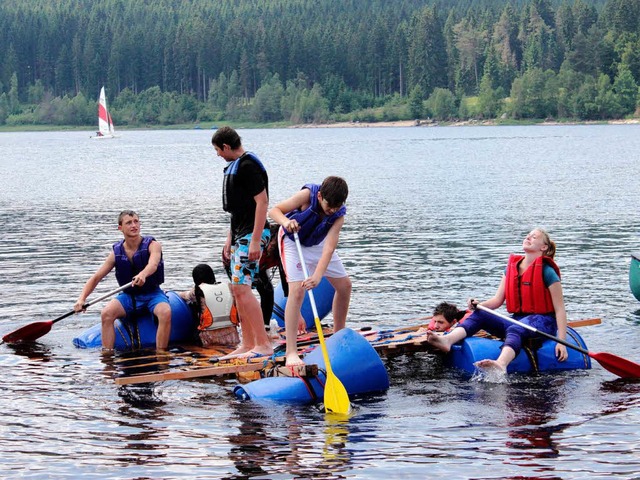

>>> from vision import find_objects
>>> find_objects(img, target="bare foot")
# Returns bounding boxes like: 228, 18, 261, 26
474, 359, 507, 373
425, 331, 451, 353
286, 352, 305, 367
218, 344, 252, 361
250, 344, 274, 356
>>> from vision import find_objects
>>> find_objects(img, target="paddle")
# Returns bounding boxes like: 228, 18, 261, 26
476, 305, 640, 379
2, 281, 133, 344
293, 233, 352, 414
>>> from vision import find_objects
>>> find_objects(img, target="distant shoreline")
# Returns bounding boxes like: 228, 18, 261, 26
290, 118, 640, 128
1, 118, 638, 133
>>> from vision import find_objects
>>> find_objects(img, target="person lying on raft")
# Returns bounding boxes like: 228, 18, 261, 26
417, 302, 469, 334
426, 228, 569, 373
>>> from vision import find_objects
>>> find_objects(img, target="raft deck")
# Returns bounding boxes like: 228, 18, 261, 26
113, 317, 601, 385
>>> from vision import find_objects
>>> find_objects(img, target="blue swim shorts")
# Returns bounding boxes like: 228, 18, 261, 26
230, 228, 271, 286
115, 287, 169, 316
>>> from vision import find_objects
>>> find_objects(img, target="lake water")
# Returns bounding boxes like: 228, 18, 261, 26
1, 125, 640, 479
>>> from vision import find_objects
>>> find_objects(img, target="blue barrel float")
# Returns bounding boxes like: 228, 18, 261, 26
630, 252, 640, 302
272, 277, 335, 329
234, 327, 390, 404
447, 326, 591, 374
72, 291, 196, 349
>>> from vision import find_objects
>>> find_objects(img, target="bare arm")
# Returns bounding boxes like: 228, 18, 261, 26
549, 281, 568, 361
268, 189, 311, 233
132, 240, 162, 287
74, 252, 116, 311
248, 189, 269, 261
474, 275, 507, 310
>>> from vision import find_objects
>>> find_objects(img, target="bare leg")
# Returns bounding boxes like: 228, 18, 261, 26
475, 346, 516, 373
284, 281, 305, 366
425, 326, 468, 353
327, 276, 352, 332
153, 302, 172, 350
230, 284, 273, 356
100, 299, 126, 350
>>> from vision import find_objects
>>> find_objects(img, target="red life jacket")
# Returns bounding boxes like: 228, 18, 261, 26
505, 254, 560, 315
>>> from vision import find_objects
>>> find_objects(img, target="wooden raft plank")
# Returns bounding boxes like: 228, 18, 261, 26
115, 362, 268, 385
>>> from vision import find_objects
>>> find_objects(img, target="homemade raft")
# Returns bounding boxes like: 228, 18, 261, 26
72, 291, 196, 349
630, 252, 640, 302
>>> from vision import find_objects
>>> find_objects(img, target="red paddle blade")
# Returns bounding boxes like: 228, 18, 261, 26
590, 352, 640, 378
2, 321, 53, 343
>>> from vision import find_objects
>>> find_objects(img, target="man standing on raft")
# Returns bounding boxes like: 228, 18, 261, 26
74, 210, 172, 351
211, 126, 273, 358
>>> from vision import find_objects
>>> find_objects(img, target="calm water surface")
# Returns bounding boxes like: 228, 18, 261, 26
1, 125, 640, 479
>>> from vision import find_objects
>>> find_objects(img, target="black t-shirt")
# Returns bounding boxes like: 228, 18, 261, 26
222, 153, 269, 242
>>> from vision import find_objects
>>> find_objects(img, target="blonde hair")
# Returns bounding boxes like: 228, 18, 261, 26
536, 228, 556, 259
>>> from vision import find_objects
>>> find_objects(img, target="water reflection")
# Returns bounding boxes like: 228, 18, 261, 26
224, 402, 355, 478
3, 341, 53, 362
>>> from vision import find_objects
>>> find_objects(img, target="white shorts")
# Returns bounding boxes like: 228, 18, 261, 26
278, 228, 347, 283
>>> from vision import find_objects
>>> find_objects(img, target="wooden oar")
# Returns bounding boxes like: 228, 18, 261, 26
2, 282, 133, 344
294, 233, 351, 414
476, 305, 640, 379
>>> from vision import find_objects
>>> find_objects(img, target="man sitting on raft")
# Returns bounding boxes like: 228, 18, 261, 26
426, 228, 569, 373
74, 210, 171, 351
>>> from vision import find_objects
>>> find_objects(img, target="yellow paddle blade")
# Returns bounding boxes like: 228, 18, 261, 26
323, 372, 352, 415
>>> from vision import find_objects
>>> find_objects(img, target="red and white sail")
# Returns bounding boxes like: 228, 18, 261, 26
96, 86, 116, 138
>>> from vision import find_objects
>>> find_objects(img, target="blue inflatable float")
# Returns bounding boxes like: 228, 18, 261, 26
72, 291, 196, 349
447, 326, 591, 374
272, 277, 335, 329
234, 328, 389, 404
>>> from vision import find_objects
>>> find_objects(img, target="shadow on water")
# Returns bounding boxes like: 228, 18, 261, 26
4, 341, 53, 362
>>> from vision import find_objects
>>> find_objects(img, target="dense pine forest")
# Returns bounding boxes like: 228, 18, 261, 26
1, 0, 639, 127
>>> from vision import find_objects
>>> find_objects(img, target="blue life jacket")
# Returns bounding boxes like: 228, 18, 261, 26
285, 184, 346, 246
222, 152, 269, 213
113, 236, 164, 293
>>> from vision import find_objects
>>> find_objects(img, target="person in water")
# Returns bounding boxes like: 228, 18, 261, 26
426, 228, 569, 373
269, 176, 352, 366
212, 126, 273, 358
419, 301, 469, 333
73, 210, 171, 350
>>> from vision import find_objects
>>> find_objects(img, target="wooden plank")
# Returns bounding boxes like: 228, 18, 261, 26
115, 362, 268, 386
568, 318, 601, 328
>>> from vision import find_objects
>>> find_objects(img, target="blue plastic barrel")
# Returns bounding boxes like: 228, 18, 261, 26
234, 327, 390, 404
72, 291, 196, 349
272, 277, 335, 329
447, 327, 591, 374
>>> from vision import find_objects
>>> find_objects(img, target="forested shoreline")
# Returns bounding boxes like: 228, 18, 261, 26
1, 0, 639, 128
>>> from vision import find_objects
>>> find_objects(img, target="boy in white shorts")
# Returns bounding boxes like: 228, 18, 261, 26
269, 176, 352, 366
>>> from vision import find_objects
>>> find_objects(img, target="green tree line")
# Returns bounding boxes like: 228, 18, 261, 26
1, 0, 638, 127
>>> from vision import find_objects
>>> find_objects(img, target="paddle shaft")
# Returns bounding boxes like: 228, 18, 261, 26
51, 281, 133, 325
293, 234, 334, 374
476, 304, 590, 355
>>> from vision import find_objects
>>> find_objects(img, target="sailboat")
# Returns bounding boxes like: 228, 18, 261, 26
91, 86, 118, 139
